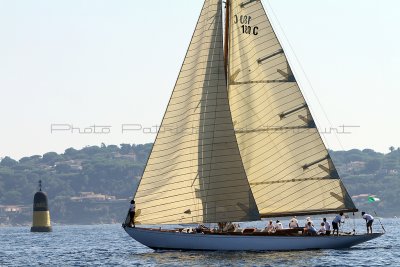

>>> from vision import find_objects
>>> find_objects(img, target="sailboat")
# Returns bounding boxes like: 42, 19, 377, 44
124, 0, 383, 251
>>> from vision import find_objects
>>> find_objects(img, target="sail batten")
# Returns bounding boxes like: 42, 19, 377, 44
228, 0, 357, 216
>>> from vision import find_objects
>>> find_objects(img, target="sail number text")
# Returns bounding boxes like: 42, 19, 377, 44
233, 14, 259, 36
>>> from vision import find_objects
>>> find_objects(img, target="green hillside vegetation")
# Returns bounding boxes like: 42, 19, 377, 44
0, 143, 151, 205
330, 147, 400, 216
0, 144, 399, 225
0, 144, 151, 225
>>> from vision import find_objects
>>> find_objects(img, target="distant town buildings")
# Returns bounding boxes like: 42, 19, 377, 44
0, 205, 29, 214
0, 205, 30, 225
70, 192, 117, 202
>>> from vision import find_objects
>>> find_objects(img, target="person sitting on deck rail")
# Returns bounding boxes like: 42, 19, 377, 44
217, 222, 227, 232
318, 222, 326, 235
289, 216, 299, 229
265, 220, 275, 233
305, 221, 317, 235
275, 220, 283, 230
223, 222, 236, 232
305, 217, 314, 228
195, 224, 208, 233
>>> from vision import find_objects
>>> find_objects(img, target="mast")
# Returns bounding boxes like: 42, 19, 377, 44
224, 0, 230, 78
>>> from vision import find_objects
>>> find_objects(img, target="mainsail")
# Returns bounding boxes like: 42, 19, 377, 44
134, 0, 259, 225
227, 0, 356, 217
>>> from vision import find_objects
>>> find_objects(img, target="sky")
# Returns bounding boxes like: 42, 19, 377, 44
0, 0, 399, 160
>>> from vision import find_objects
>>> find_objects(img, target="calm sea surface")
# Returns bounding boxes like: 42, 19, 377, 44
0, 218, 398, 266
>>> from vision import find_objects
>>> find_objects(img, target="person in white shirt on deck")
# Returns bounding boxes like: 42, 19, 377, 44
318, 222, 326, 235
361, 212, 374, 234
265, 220, 275, 233
332, 212, 343, 236
289, 216, 299, 229
305, 217, 314, 228
323, 218, 331, 236
275, 220, 283, 230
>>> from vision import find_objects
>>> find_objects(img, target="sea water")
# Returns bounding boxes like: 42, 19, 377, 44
0, 218, 398, 266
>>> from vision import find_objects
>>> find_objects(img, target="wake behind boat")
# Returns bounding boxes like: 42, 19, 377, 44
123, 0, 384, 251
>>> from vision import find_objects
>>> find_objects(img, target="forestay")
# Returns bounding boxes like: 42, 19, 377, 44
134, 0, 259, 225
227, 0, 357, 217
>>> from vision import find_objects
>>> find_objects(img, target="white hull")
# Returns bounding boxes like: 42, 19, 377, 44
124, 227, 383, 251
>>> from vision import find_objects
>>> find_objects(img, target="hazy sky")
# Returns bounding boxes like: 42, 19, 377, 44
0, 0, 399, 160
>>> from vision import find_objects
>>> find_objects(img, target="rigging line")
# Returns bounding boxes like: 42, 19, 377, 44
373, 210, 386, 233
263, 0, 346, 152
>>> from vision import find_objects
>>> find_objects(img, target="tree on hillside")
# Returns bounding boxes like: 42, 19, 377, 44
383, 159, 398, 171
55, 163, 74, 173
0, 156, 18, 167
106, 145, 119, 152
120, 144, 132, 155
364, 159, 382, 173
65, 148, 79, 157
42, 152, 62, 165
82, 146, 102, 155
389, 146, 395, 153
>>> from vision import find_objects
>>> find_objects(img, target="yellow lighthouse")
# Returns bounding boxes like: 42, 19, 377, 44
31, 180, 52, 232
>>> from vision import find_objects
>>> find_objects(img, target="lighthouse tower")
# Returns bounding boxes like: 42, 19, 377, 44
31, 180, 52, 232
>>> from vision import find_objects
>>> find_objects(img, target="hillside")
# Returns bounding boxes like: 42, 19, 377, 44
330, 148, 400, 216
0, 144, 399, 225
0, 144, 151, 225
